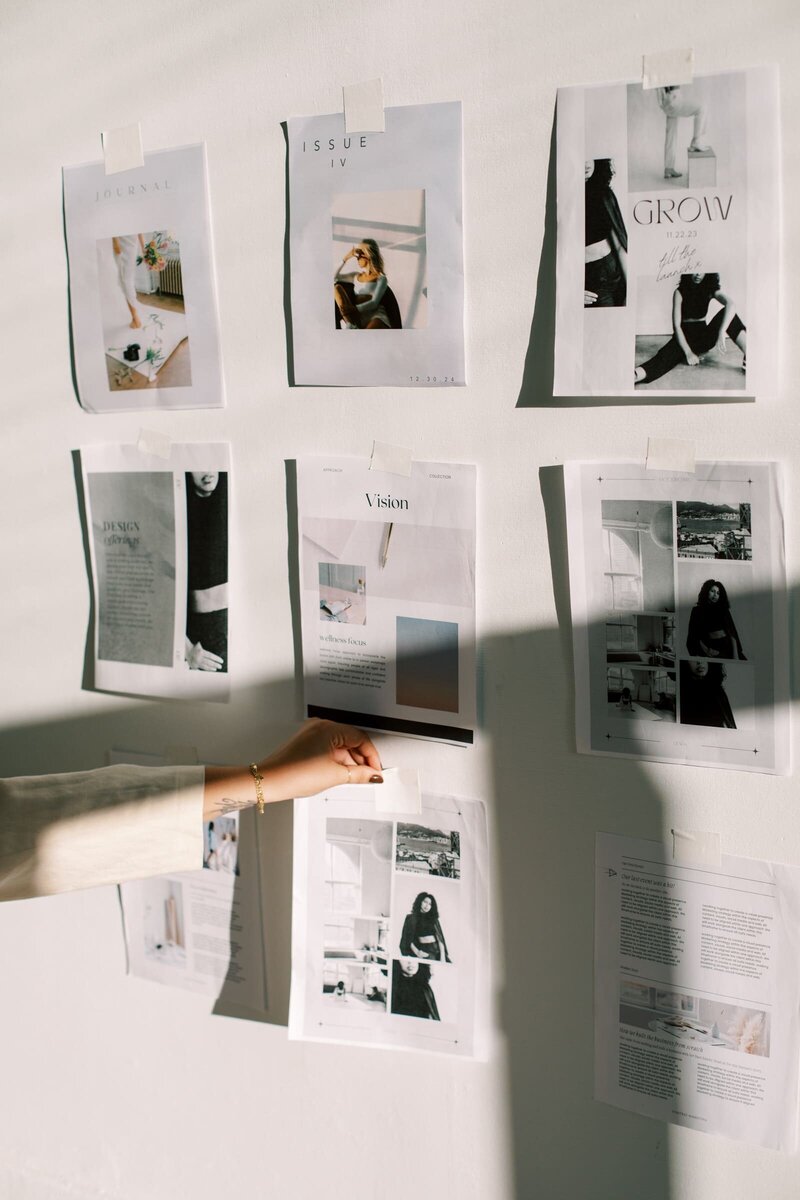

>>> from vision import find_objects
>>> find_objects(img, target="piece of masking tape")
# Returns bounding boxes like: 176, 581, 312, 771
642, 49, 694, 90
373, 767, 421, 815
646, 436, 696, 474
370, 440, 412, 477
102, 123, 144, 175
343, 79, 385, 134
671, 829, 721, 868
136, 428, 172, 460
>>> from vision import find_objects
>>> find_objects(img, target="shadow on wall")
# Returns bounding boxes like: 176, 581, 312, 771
2, 465, 797, 1197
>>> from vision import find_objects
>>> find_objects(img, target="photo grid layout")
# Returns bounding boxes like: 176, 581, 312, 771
322, 816, 459, 1023
602, 497, 755, 732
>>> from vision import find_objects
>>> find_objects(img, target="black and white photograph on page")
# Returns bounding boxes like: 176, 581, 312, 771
63, 144, 224, 412
80, 441, 231, 701
554, 67, 778, 399
288, 102, 464, 386
564, 461, 788, 773
290, 790, 488, 1057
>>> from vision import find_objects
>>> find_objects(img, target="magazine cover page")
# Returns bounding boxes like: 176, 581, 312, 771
287, 101, 464, 386
595, 833, 800, 1150
80, 442, 230, 700
63, 144, 224, 412
297, 456, 476, 744
564, 461, 789, 773
289, 787, 489, 1057
554, 67, 779, 399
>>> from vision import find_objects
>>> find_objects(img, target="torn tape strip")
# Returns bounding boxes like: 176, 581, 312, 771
370, 440, 412, 477
136, 428, 172, 460
343, 78, 385, 134
646, 437, 696, 474
373, 767, 421, 815
671, 829, 721, 868
642, 48, 694, 90
102, 123, 144, 175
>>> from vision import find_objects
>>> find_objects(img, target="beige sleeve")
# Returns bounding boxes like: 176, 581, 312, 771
0, 765, 205, 901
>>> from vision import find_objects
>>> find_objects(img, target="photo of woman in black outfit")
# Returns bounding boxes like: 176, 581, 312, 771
686, 580, 747, 660
185, 471, 228, 672
390, 958, 440, 1021
679, 660, 736, 728
635, 273, 746, 385
399, 892, 451, 962
584, 159, 628, 307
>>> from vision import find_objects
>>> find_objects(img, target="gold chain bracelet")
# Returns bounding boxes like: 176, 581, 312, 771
249, 763, 265, 815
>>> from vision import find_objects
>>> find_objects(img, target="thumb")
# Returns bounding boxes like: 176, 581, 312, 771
348, 765, 383, 786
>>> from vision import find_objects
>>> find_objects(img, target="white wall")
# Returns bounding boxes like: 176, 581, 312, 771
0, 2, 798, 1198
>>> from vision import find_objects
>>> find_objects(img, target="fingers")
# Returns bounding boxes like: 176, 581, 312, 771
349, 764, 384, 785
329, 722, 382, 771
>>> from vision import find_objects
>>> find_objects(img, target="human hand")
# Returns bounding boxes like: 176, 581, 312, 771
684, 350, 700, 366
260, 718, 383, 801
708, 648, 719, 657
716, 334, 728, 355
186, 641, 224, 671
584, 290, 598, 306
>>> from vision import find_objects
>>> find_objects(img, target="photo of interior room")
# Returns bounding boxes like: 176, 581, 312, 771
606, 666, 676, 721
606, 613, 675, 666
142, 879, 186, 966
601, 500, 674, 612
323, 818, 391, 1010
97, 231, 191, 391
318, 561, 366, 624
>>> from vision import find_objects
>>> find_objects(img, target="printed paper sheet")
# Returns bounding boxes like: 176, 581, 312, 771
287, 102, 465, 386
289, 787, 489, 1057
555, 68, 779, 399
63, 144, 224, 412
564, 461, 789, 772
596, 832, 800, 1149
298, 456, 476, 744
80, 442, 230, 699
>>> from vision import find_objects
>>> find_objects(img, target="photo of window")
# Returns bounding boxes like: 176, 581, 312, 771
97, 231, 191, 391
606, 614, 675, 665
332, 189, 427, 331
322, 818, 391, 1012
601, 500, 674, 612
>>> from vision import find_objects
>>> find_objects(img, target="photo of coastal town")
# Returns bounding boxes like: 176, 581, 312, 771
676, 502, 752, 561
395, 822, 461, 879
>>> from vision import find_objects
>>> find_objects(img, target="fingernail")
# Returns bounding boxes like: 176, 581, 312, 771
369, 774, 383, 784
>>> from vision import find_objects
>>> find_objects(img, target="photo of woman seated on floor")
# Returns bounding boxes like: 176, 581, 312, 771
331, 189, 427, 330
96, 230, 192, 390
634, 272, 746, 389
607, 667, 676, 722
